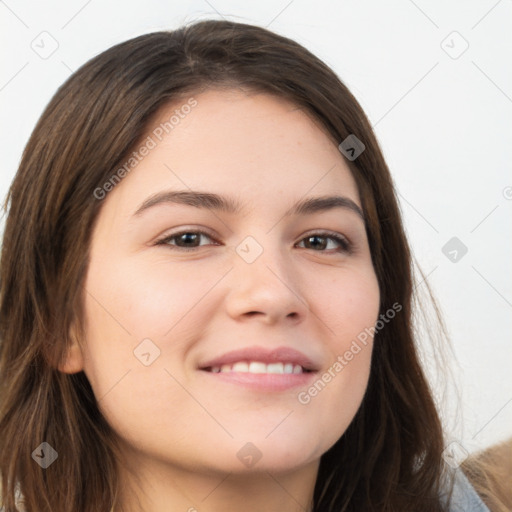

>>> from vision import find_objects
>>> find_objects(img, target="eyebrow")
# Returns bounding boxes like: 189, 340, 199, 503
132, 190, 365, 221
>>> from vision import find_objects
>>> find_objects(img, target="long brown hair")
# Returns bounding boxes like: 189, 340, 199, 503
0, 19, 456, 511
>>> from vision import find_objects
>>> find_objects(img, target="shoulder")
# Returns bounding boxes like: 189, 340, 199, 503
461, 438, 512, 511
447, 468, 491, 512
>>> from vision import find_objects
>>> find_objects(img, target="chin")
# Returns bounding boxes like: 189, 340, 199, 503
223, 435, 324, 475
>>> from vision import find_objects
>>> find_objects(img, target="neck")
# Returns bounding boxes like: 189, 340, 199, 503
114, 452, 318, 512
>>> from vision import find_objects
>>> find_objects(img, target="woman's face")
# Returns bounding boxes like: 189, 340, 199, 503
63, 89, 380, 476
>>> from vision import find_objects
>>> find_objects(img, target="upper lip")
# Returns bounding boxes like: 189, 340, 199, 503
198, 346, 319, 372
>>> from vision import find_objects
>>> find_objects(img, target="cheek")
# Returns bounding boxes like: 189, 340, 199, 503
80, 251, 218, 398
298, 332, 374, 455
79, 254, 229, 410
300, 268, 379, 439
320, 268, 380, 346
84, 252, 227, 342
79, 261, 202, 441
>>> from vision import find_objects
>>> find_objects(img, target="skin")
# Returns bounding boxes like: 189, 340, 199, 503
60, 88, 380, 512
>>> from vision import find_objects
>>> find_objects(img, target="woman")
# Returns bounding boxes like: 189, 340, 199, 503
0, 19, 504, 512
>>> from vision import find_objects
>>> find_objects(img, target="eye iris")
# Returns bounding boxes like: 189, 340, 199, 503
305, 235, 327, 250
177, 233, 199, 247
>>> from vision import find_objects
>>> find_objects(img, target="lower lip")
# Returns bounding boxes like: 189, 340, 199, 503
199, 369, 317, 391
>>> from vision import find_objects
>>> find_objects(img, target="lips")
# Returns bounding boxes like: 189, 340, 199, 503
198, 346, 319, 373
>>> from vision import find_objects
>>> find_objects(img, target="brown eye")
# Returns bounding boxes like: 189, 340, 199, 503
297, 232, 351, 253
156, 231, 216, 251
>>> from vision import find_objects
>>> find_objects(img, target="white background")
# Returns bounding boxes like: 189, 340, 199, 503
0, 0, 511, 456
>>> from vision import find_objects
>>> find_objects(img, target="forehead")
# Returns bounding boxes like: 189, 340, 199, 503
103, 88, 361, 216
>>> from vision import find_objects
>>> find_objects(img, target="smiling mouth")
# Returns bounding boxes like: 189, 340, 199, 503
202, 361, 314, 374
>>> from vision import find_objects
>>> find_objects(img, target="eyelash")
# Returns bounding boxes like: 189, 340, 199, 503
155, 229, 352, 254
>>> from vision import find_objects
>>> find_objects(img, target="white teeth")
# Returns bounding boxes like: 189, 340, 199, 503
232, 362, 249, 372
266, 362, 284, 374
283, 363, 294, 374
212, 361, 305, 374
248, 361, 267, 373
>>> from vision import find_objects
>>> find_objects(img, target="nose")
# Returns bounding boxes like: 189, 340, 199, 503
224, 237, 309, 325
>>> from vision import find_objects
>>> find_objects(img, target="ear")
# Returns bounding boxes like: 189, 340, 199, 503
57, 322, 85, 374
